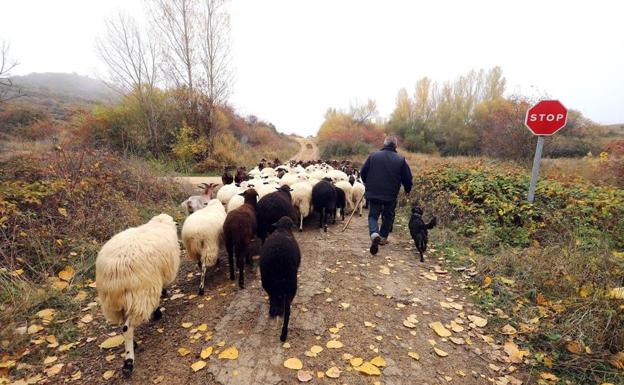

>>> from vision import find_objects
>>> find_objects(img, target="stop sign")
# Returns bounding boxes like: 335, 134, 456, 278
524, 100, 568, 135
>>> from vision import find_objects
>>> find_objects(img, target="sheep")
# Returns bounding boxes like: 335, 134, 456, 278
181, 199, 227, 295
335, 187, 347, 221
234, 167, 248, 185
311, 178, 337, 232
256, 182, 279, 200
335, 180, 353, 212
349, 176, 365, 216
256, 185, 297, 243
222, 168, 234, 185
259, 216, 301, 342
328, 169, 348, 182
291, 181, 313, 232
96, 213, 180, 376
261, 167, 276, 178
216, 182, 240, 206
181, 183, 217, 215
223, 189, 259, 288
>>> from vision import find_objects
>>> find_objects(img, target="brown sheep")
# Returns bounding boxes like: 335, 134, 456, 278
223, 189, 259, 288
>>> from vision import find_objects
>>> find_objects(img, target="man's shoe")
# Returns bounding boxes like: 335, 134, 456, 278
370, 233, 381, 255
379, 237, 389, 245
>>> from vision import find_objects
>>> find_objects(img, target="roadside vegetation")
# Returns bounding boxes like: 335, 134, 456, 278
395, 153, 624, 384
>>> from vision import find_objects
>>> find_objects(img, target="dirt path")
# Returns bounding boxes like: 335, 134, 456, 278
291, 137, 319, 161
62, 210, 525, 385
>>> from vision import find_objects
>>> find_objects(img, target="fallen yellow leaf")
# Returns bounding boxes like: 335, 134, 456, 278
102, 370, 114, 380
504, 341, 529, 363
36, 308, 56, 321
408, 351, 420, 360
483, 276, 492, 287
350, 357, 363, 367
283, 357, 303, 370
370, 356, 386, 367
608, 288, 624, 300
27, 324, 44, 334
566, 341, 583, 355
178, 347, 191, 356
99, 335, 124, 349
45, 363, 64, 377
429, 321, 452, 337
197, 323, 208, 331
181, 322, 193, 328
310, 345, 323, 354
467, 315, 487, 327
356, 362, 381, 376
218, 346, 239, 360
501, 324, 517, 335
540, 372, 559, 382
200, 346, 213, 359
58, 266, 75, 282
326, 340, 343, 349
191, 360, 207, 372
433, 347, 448, 357
325, 366, 341, 378
43, 356, 58, 365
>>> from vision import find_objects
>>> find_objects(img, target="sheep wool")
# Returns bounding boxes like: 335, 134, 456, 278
181, 199, 227, 295
96, 213, 180, 375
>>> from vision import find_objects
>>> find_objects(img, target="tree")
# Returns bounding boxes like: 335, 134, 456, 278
349, 99, 378, 123
0, 40, 20, 104
150, 0, 200, 92
96, 12, 164, 153
200, 0, 233, 105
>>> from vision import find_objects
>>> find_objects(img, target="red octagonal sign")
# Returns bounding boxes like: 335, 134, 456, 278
524, 100, 568, 136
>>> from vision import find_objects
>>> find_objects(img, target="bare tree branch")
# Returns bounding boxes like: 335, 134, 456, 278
0, 40, 21, 104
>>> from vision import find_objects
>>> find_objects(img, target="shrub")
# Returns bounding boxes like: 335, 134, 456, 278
403, 161, 624, 382
0, 146, 186, 340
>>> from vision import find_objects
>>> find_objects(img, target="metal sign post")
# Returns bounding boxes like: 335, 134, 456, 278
524, 100, 568, 203
527, 136, 545, 203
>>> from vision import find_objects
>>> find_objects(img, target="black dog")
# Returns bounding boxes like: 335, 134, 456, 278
408, 206, 437, 262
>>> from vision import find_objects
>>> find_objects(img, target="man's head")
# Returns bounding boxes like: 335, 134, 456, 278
383, 136, 398, 148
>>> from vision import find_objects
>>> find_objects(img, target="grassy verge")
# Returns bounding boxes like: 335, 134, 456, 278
398, 159, 624, 384
0, 146, 188, 361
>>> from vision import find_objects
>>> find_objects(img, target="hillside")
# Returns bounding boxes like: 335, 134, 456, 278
4, 72, 115, 120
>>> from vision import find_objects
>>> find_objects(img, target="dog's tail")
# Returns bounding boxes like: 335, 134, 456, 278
426, 216, 437, 229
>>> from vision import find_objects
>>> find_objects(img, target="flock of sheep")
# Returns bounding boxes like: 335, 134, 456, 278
95, 160, 365, 376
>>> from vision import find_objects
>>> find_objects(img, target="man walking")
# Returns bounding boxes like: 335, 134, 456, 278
360, 136, 413, 255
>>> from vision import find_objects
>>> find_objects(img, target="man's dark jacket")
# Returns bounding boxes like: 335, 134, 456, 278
360, 144, 413, 202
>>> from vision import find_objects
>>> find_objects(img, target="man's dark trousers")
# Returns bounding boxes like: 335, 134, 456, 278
368, 199, 397, 238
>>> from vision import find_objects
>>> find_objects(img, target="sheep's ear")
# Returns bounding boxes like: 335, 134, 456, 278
289, 188, 294, 191
271, 221, 279, 228
238, 192, 245, 196
275, 187, 280, 191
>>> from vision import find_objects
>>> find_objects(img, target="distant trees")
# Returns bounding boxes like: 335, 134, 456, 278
384, 67, 600, 159
0, 40, 20, 104
318, 100, 385, 158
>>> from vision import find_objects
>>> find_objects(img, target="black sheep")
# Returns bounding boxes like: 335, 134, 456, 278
311, 178, 337, 232
259, 216, 301, 342
408, 206, 437, 262
256, 185, 297, 243
222, 167, 234, 185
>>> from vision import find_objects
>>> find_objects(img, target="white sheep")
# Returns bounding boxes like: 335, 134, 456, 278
351, 180, 365, 216
335, 180, 354, 212
181, 199, 227, 295
256, 182, 279, 200
291, 181, 313, 231
96, 213, 180, 376
328, 169, 349, 182
216, 182, 240, 206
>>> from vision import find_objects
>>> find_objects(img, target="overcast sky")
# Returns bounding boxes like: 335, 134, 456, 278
1, 0, 623, 136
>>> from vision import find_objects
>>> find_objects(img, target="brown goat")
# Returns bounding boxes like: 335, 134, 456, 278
223, 189, 259, 289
